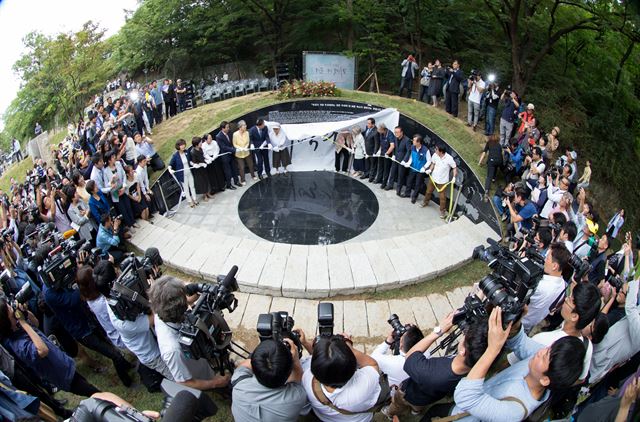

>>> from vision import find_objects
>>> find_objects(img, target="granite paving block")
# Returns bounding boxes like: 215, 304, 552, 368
240, 294, 273, 331
408, 297, 437, 329
343, 300, 369, 337
327, 245, 354, 294
361, 240, 400, 287
306, 246, 329, 297
225, 292, 250, 329
366, 301, 391, 337
221, 238, 257, 275
346, 244, 377, 292
293, 299, 319, 335
387, 299, 417, 326
282, 246, 308, 297
428, 293, 453, 320
258, 254, 288, 295
269, 297, 296, 314
237, 248, 269, 292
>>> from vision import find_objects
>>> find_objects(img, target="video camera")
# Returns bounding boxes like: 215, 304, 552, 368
179, 265, 244, 374
108, 248, 163, 321
40, 236, 92, 289
256, 311, 303, 358
467, 238, 544, 328
568, 254, 590, 283
387, 314, 410, 355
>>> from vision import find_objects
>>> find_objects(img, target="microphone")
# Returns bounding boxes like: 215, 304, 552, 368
222, 265, 238, 290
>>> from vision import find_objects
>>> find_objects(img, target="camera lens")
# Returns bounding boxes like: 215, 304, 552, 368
479, 275, 508, 306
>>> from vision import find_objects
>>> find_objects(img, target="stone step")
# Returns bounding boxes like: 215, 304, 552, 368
129, 215, 498, 298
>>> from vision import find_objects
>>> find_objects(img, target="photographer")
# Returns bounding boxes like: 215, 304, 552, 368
133, 132, 165, 171
0, 297, 100, 397
506, 187, 537, 235
384, 314, 489, 418
587, 234, 609, 285
42, 267, 134, 387
522, 242, 571, 332
444, 60, 465, 117
231, 338, 307, 422
467, 71, 485, 131
509, 282, 602, 383
369, 324, 424, 388
451, 307, 585, 421
540, 174, 570, 219
499, 90, 520, 147
590, 278, 640, 383
96, 214, 125, 263
299, 331, 384, 422
148, 276, 230, 390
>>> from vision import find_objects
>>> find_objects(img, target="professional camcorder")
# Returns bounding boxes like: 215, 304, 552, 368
468, 238, 544, 327
257, 311, 303, 358
179, 265, 247, 374
108, 248, 163, 321
568, 254, 590, 282
40, 237, 92, 289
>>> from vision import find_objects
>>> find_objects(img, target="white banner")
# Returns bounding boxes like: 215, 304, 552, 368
265, 108, 399, 172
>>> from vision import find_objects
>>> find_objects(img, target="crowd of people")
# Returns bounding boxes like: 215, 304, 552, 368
0, 63, 637, 422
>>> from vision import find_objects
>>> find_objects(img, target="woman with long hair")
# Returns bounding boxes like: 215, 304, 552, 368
478, 134, 504, 198
169, 139, 198, 208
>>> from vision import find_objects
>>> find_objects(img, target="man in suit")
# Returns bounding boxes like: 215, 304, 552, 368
249, 119, 271, 179
364, 118, 379, 181
215, 121, 240, 189
399, 55, 419, 98
385, 126, 412, 193
375, 123, 395, 189
444, 60, 465, 117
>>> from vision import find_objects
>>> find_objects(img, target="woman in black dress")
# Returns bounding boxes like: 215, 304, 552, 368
201, 133, 227, 194
124, 165, 149, 220
428, 59, 445, 107
190, 136, 212, 202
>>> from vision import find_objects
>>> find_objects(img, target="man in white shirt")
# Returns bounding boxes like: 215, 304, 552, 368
369, 325, 424, 388
467, 72, 485, 131
420, 144, 457, 219
540, 175, 569, 219
522, 242, 571, 333
298, 331, 382, 422
509, 282, 601, 382
135, 155, 155, 214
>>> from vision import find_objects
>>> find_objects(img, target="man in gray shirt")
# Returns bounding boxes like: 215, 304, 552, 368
149, 276, 230, 390
231, 338, 307, 422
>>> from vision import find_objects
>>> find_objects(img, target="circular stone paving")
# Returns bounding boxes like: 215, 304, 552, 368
237, 171, 379, 245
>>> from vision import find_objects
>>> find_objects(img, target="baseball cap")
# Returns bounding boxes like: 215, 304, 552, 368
527, 103, 535, 110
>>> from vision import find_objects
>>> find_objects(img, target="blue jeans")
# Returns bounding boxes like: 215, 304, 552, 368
493, 195, 505, 216
485, 106, 497, 135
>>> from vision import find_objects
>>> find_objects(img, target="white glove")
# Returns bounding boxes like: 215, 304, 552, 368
260, 141, 267, 149
250, 144, 255, 151
374, 149, 381, 157
267, 144, 273, 150
402, 161, 410, 168
419, 166, 426, 174
168, 168, 175, 175
273, 146, 280, 152
425, 167, 433, 175
212, 153, 219, 161
400, 160, 406, 166
345, 147, 353, 154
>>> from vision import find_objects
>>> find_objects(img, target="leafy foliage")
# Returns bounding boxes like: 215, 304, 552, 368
277, 80, 337, 99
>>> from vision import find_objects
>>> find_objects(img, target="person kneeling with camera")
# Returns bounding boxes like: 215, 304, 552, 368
96, 214, 125, 264
231, 338, 307, 422
148, 276, 230, 390
450, 307, 585, 421
298, 330, 385, 422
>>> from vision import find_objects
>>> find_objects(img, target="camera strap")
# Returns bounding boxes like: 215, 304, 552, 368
111, 282, 149, 308
311, 373, 391, 415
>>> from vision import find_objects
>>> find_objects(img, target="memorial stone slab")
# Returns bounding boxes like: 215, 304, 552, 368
346, 244, 378, 292
366, 301, 391, 337
240, 294, 273, 330
327, 244, 354, 294
305, 246, 330, 297
293, 299, 319, 335
342, 300, 369, 337
282, 245, 308, 297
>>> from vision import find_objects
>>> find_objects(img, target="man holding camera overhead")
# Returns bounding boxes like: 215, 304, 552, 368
148, 276, 230, 391
231, 338, 307, 422
467, 71, 485, 132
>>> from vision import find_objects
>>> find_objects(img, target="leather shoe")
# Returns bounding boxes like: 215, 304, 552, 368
227, 185, 237, 190
401, 193, 410, 198
411, 197, 417, 204
384, 186, 393, 191
380, 184, 386, 189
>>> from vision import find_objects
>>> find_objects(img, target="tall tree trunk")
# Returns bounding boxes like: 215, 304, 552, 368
346, 0, 354, 50
615, 40, 634, 88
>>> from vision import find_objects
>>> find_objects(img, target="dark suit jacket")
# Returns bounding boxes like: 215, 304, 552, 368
395, 135, 412, 161
445, 69, 465, 94
363, 127, 379, 156
215, 131, 235, 156
249, 125, 268, 148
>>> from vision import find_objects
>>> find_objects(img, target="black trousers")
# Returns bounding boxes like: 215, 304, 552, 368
221, 155, 234, 185
387, 162, 407, 191
154, 106, 163, 125
148, 153, 165, 171
399, 77, 414, 98
253, 149, 271, 177
335, 149, 350, 172
69, 371, 100, 397
375, 156, 392, 185
395, 165, 410, 194
445, 90, 459, 117
79, 330, 132, 386
366, 156, 378, 181
484, 162, 501, 194
406, 170, 426, 200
